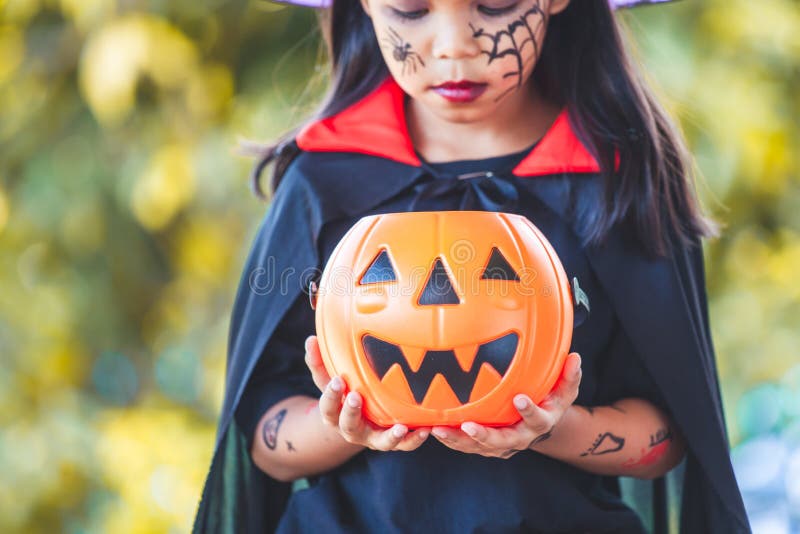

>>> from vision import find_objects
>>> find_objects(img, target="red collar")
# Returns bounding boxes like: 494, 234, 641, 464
296, 76, 602, 177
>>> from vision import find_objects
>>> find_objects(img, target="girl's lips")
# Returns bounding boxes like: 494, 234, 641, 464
431, 82, 488, 103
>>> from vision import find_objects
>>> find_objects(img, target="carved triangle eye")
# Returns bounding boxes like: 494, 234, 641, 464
418, 258, 460, 306
360, 249, 397, 284
480, 247, 520, 281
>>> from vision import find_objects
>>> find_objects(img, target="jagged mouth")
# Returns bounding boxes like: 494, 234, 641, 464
361, 332, 519, 405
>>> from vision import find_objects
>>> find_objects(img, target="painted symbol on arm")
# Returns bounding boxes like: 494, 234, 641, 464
622, 426, 674, 469
469, 1, 547, 102
580, 432, 625, 456
501, 429, 552, 458
649, 427, 673, 447
529, 429, 553, 447
381, 27, 426, 76
304, 400, 319, 415
286, 440, 297, 452
262, 408, 287, 451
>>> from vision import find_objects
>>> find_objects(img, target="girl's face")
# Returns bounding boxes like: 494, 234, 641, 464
360, 0, 571, 122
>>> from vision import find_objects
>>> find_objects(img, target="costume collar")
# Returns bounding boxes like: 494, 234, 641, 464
296, 76, 603, 177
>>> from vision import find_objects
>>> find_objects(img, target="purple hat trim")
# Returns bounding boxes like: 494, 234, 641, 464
271, 0, 676, 9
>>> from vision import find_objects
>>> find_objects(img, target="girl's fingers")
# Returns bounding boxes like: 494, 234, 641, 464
466, 421, 524, 448
369, 423, 410, 451
319, 375, 345, 427
565, 352, 582, 393
541, 352, 582, 413
338, 391, 421, 450
394, 427, 431, 451
304, 335, 331, 392
513, 394, 555, 437
338, 393, 430, 451
339, 391, 366, 441
316, 373, 430, 452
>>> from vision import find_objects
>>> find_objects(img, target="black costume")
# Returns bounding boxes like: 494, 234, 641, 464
192, 76, 751, 533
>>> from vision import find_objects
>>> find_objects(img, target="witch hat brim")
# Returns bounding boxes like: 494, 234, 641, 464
268, 0, 677, 9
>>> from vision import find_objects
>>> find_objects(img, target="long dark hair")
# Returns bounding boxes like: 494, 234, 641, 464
245, 0, 717, 258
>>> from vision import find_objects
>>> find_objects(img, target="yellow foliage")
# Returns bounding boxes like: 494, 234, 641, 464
140, 278, 195, 350
131, 143, 195, 231
185, 62, 235, 121
57, 0, 115, 34
703, 0, 800, 56
79, 14, 199, 126
60, 197, 106, 255
95, 405, 216, 533
0, 24, 24, 85
37, 338, 89, 390
174, 215, 235, 284
1, 0, 41, 25
0, 185, 8, 234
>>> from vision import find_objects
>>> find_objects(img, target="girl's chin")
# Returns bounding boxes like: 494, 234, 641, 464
418, 93, 506, 121
427, 106, 497, 125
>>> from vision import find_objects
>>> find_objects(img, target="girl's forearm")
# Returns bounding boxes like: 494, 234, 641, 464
529, 398, 686, 479
250, 395, 365, 482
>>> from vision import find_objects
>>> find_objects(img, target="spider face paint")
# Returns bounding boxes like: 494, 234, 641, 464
470, 1, 548, 102
381, 27, 426, 76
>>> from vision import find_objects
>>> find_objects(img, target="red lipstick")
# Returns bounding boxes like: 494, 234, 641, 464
431, 80, 488, 103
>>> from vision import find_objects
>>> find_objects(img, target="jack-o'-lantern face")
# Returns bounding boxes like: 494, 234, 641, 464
314, 211, 573, 428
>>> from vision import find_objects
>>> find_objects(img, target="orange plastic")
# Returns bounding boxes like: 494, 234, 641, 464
313, 211, 573, 428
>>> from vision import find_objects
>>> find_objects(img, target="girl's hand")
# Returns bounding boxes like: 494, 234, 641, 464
430, 352, 583, 459
304, 335, 431, 452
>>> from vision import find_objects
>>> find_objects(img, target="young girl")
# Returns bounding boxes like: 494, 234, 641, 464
193, 0, 751, 532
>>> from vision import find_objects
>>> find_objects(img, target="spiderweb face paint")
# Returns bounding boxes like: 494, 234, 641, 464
469, 0, 548, 103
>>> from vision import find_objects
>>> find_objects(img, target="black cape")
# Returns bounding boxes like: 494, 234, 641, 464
192, 79, 750, 534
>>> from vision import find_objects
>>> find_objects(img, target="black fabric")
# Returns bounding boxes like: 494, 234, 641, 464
193, 147, 751, 534
233, 290, 319, 453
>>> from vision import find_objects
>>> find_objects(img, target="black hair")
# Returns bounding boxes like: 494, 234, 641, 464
245, 0, 718, 258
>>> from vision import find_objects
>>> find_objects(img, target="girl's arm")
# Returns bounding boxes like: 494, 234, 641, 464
528, 398, 686, 480
431, 354, 686, 480
250, 394, 364, 482
251, 336, 430, 482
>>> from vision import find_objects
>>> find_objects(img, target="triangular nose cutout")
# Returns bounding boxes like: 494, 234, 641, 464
418, 258, 460, 306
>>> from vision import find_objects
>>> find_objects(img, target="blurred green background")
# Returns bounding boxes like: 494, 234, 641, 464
0, 0, 797, 532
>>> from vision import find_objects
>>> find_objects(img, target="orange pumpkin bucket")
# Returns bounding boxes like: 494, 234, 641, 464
311, 211, 575, 428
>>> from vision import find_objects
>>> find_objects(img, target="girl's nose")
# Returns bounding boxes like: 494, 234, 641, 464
431, 18, 482, 60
